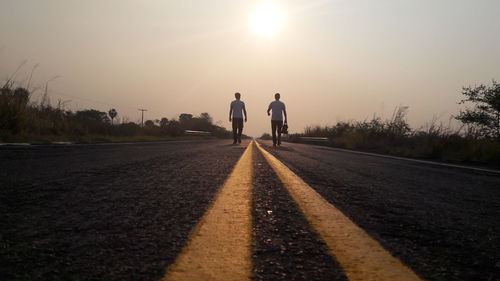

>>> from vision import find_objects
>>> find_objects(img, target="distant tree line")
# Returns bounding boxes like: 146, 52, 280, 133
0, 83, 233, 142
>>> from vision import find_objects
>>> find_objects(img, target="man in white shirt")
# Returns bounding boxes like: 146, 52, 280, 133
267, 93, 287, 146
229, 92, 247, 144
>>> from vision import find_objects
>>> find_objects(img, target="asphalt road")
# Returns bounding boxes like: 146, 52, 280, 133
1, 140, 499, 281
257, 140, 500, 281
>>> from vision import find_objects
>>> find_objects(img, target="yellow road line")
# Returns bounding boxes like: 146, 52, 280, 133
163, 141, 254, 281
256, 141, 423, 281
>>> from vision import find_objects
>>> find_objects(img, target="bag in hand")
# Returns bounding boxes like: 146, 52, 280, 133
281, 122, 288, 134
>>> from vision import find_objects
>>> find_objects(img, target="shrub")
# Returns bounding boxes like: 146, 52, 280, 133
296, 106, 499, 165
0, 84, 232, 142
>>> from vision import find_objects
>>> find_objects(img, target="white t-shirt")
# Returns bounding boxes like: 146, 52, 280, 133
231, 100, 245, 118
268, 100, 286, 121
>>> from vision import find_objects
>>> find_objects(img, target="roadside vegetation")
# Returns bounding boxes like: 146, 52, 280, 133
0, 82, 233, 143
290, 81, 500, 165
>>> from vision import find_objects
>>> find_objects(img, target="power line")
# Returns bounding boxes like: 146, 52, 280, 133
44, 90, 164, 117
51, 91, 134, 110
30, 88, 178, 122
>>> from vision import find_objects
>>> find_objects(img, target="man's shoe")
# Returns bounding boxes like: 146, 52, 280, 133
233, 140, 237, 144
238, 138, 241, 143
273, 143, 277, 147
278, 140, 281, 146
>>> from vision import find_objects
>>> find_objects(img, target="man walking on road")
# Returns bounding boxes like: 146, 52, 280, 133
267, 93, 287, 147
229, 92, 247, 144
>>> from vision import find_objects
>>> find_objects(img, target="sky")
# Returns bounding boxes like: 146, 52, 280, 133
1, 0, 500, 136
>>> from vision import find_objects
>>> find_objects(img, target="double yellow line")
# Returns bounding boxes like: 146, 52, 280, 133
163, 140, 423, 281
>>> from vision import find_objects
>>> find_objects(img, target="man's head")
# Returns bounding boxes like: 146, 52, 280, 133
235, 92, 241, 100
275, 93, 280, 100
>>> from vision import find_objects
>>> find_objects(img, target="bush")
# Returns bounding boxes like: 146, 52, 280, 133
0, 84, 232, 142
296, 107, 500, 165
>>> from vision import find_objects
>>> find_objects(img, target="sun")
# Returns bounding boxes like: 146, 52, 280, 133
250, 3, 284, 37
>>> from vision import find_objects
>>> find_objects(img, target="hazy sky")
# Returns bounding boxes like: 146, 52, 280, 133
1, 0, 500, 136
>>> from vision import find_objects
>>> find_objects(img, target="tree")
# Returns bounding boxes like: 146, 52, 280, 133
160, 117, 169, 128
455, 80, 500, 138
179, 113, 193, 121
166, 120, 183, 136
144, 120, 155, 127
108, 108, 117, 125
75, 109, 110, 124
260, 133, 272, 140
199, 112, 213, 124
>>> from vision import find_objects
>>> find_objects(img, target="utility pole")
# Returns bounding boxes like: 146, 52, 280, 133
138, 108, 147, 127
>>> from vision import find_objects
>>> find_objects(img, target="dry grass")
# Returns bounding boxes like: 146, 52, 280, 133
0, 83, 231, 142
292, 107, 500, 165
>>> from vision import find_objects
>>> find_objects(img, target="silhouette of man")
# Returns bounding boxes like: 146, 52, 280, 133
229, 92, 247, 144
267, 93, 287, 146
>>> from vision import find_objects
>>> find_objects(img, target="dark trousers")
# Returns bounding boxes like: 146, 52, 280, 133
271, 120, 283, 144
232, 118, 244, 141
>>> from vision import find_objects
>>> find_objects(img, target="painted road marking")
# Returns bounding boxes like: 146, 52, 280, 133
256, 141, 423, 281
163, 141, 254, 281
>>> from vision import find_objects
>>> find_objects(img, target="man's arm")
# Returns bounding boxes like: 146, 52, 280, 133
283, 104, 287, 123
267, 104, 271, 116
243, 104, 247, 122
229, 104, 233, 122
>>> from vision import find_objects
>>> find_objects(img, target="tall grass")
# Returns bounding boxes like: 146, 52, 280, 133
0, 83, 232, 142
294, 107, 500, 165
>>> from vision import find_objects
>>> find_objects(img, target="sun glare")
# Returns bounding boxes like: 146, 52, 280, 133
250, 3, 283, 37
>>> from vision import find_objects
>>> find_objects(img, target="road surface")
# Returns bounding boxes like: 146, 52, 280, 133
1, 140, 499, 281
